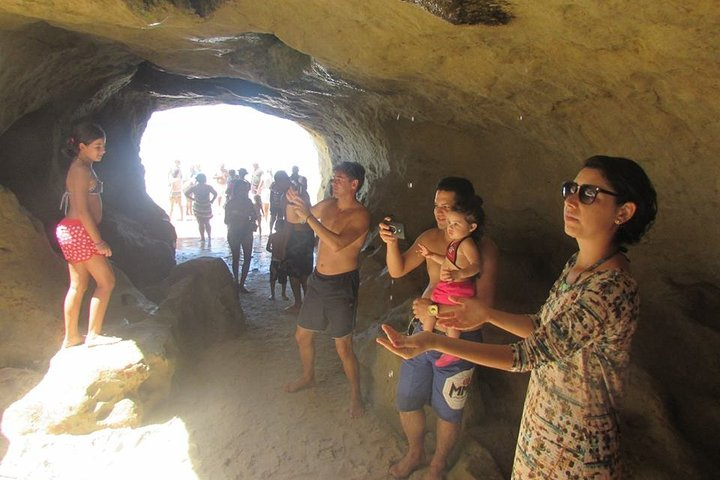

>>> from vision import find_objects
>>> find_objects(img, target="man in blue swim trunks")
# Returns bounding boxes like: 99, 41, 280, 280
284, 161, 371, 419
378, 177, 498, 480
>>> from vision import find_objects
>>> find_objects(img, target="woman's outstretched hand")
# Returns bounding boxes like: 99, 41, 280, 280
376, 324, 435, 360
436, 296, 490, 331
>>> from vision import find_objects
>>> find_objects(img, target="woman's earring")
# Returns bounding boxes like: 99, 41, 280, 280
615, 219, 622, 225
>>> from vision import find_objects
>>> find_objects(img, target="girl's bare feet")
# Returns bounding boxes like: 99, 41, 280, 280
85, 334, 122, 347
61, 336, 85, 348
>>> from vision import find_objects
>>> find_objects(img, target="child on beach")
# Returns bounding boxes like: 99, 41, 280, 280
266, 219, 289, 300
417, 195, 485, 367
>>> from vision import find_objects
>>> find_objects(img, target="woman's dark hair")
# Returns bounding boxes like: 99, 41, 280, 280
436, 177, 475, 205
62, 122, 105, 158
333, 161, 366, 191
584, 155, 657, 245
196, 173, 207, 184
452, 195, 485, 240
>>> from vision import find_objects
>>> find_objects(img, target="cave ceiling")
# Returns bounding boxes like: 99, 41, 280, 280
0, 1, 715, 139
0, 0, 718, 283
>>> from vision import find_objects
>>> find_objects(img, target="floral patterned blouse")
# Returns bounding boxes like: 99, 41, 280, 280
509, 254, 639, 479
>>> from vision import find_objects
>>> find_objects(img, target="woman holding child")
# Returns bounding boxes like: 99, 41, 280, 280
379, 156, 657, 479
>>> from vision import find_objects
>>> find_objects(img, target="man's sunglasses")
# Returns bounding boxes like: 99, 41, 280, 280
561, 181, 619, 205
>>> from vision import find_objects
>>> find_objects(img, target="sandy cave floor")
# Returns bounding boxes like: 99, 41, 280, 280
152, 215, 412, 479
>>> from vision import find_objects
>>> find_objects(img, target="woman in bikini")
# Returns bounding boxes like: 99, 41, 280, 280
56, 122, 118, 348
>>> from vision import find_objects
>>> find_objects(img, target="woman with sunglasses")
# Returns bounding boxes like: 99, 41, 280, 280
378, 155, 657, 479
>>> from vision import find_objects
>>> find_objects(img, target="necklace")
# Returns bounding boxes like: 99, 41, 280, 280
560, 250, 619, 292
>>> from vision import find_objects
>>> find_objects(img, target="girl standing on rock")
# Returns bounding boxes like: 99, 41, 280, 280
56, 122, 118, 348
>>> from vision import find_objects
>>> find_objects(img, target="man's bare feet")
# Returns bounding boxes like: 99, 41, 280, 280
389, 451, 426, 479
284, 376, 315, 393
422, 463, 446, 480
61, 336, 84, 349
238, 285, 251, 294
268, 295, 276, 300
85, 334, 122, 347
281, 294, 289, 300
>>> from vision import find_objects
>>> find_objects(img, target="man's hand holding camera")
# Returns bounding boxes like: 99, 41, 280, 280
380, 217, 405, 243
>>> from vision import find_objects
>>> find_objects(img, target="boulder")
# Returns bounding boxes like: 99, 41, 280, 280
149, 257, 246, 352
2, 319, 174, 438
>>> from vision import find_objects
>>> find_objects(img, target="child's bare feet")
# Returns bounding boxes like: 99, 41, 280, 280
61, 336, 84, 349
85, 334, 122, 347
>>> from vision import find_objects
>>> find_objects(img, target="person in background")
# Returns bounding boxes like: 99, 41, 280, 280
184, 173, 217, 245
282, 176, 314, 313
250, 162, 263, 195
253, 193, 264, 237
259, 169, 273, 223
214, 163, 228, 207
226, 168, 249, 202
167, 160, 183, 221
269, 170, 290, 233
225, 180, 257, 293
267, 218, 290, 301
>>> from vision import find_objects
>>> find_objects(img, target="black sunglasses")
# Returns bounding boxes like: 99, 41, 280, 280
561, 181, 619, 205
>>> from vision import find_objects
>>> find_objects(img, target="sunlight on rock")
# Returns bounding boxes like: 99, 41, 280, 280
0, 417, 197, 479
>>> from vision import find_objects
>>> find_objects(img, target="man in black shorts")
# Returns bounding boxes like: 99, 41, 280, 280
284, 161, 371, 418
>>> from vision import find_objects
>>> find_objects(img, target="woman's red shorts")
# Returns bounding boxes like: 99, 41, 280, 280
56, 218, 100, 263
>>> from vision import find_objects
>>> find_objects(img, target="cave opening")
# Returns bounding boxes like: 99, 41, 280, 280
139, 103, 323, 247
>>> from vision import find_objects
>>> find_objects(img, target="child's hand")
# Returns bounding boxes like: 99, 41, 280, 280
440, 266, 458, 282
417, 244, 431, 257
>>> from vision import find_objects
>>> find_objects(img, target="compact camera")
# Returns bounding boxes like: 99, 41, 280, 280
387, 221, 405, 240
